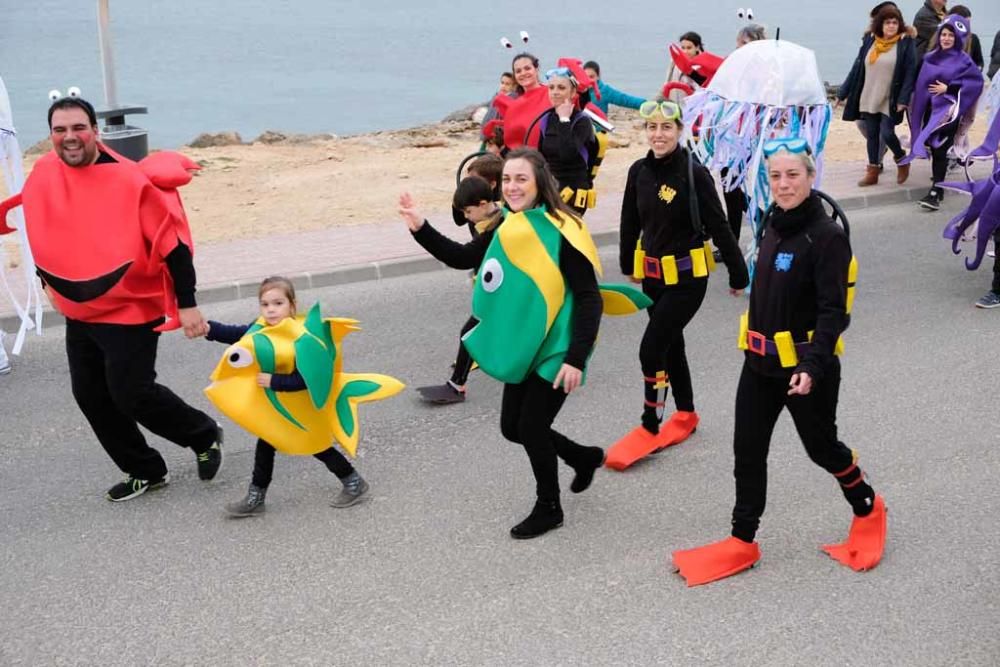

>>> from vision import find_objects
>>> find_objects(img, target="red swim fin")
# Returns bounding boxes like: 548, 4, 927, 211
672, 536, 761, 587
821, 495, 887, 572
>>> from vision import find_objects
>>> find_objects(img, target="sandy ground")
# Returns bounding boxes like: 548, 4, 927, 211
4, 108, 992, 248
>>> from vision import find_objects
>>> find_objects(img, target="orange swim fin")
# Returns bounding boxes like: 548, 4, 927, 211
605, 426, 660, 471
655, 411, 699, 449
821, 495, 887, 572
672, 536, 761, 587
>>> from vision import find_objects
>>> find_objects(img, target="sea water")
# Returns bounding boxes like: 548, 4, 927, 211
3, 0, 998, 148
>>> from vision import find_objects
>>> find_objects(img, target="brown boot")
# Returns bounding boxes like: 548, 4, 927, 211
895, 159, 910, 185
857, 165, 879, 187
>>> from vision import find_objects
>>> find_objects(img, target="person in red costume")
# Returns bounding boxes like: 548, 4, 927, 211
0, 96, 223, 502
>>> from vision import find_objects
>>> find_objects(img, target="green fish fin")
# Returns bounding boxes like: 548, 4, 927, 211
294, 333, 334, 409
253, 333, 306, 430
331, 373, 406, 457
599, 283, 652, 315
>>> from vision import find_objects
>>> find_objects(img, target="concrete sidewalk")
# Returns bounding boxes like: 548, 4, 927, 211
0, 157, 988, 331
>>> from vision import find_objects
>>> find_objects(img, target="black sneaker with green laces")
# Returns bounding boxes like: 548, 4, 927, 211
106, 473, 170, 502
196, 424, 224, 481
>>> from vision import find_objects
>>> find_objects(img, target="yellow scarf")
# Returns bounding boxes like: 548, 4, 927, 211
869, 34, 902, 64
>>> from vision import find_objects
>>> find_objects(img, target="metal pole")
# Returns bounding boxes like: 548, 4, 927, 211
97, 0, 119, 110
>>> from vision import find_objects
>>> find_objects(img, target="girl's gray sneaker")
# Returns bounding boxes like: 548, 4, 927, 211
331, 473, 369, 508
225, 484, 266, 516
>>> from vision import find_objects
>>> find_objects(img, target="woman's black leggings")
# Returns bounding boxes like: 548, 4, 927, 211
450, 316, 477, 386
639, 278, 708, 432
930, 119, 960, 186
499, 373, 602, 503
251, 439, 354, 488
730, 360, 875, 542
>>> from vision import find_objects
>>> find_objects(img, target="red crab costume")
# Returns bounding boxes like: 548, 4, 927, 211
0, 145, 198, 329
662, 43, 723, 99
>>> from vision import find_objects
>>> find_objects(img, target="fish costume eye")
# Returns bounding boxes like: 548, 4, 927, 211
480, 258, 504, 293
227, 347, 254, 368
67, 86, 82, 98
48, 89, 63, 101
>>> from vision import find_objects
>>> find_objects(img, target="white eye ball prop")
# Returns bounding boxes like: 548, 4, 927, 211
226, 346, 254, 369
48, 89, 63, 101
746, 7, 754, 19
519, 30, 530, 44
737, 7, 746, 19
480, 258, 504, 293
501, 37, 513, 49
67, 86, 82, 97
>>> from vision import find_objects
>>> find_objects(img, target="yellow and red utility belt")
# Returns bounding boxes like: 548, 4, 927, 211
632, 241, 717, 284
737, 312, 845, 368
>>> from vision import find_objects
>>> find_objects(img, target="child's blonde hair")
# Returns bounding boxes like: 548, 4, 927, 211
258, 276, 297, 315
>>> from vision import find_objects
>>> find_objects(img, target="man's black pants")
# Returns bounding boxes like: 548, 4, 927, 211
66, 319, 217, 480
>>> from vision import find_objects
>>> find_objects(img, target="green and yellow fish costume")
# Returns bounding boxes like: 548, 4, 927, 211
204, 303, 404, 457
462, 206, 651, 384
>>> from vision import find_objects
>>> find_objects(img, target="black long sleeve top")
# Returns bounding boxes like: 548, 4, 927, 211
745, 193, 851, 381
538, 109, 596, 193
412, 217, 602, 370
619, 148, 749, 290
206, 320, 306, 391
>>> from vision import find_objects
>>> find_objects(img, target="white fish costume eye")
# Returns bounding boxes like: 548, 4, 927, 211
746, 7, 754, 20
519, 31, 530, 44
67, 86, 82, 97
501, 37, 513, 49
226, 346, 255, 368
480, 258, 504, 293
955, 21, 968, 33
48, 89, 63, 101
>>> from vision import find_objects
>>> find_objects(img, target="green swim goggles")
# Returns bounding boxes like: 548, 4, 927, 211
763, 137, 812, 157
639, 100, 682, 121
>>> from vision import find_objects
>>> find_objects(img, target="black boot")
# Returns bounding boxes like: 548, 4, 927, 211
570, 447, 606, 493
510, 500, 564, 539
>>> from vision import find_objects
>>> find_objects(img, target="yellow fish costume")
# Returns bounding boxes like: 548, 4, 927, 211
205, 303, 404, 456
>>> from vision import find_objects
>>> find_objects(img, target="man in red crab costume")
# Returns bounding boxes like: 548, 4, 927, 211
0, 96, 223, 502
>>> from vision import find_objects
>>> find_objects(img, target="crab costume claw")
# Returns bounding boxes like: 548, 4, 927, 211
821, 495, 887, 572
672, 536, 761, 587
0, 193, 23, 235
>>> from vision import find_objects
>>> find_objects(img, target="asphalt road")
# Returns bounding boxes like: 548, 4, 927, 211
1, 198, 998, 666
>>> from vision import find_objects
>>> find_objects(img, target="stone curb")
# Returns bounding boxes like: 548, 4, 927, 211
0, 188, 928, 334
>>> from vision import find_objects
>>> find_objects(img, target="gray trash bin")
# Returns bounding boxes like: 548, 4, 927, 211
97, 105, 148, 161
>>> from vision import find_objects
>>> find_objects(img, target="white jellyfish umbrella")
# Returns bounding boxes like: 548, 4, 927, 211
684, 38, 832, 279
0, 74, 43, 355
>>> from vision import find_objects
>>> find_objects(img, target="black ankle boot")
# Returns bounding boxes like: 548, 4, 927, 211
510, 500, 564, 539
570, 447, 605, 494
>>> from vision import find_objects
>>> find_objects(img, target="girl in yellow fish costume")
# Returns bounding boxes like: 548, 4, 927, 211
202, 276, 403, 515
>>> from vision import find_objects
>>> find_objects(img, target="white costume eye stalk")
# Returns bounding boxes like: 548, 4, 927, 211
227, 346, 254, 368
746, 7, 754, 20
737, 8, 746, 19
67, 86, 82, 97
501, 37, 513, 49
480, 258, 504, 293
48, 89, 63, 101
519, 31, 530, 44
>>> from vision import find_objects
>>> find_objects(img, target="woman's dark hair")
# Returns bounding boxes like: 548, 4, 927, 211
258, 276, 297, 313
511, 52, 540, 94
869, 4, 905, 37
678, 31, 704, 51
453, 175, 494, 209
869, 1, 898, 17
47, 97, 98, 128
467, 153, 504, 187
503, 148, 583, 226
583, 60, 600, 76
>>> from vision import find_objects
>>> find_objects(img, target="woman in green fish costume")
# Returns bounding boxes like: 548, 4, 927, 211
400, 148, 650, 539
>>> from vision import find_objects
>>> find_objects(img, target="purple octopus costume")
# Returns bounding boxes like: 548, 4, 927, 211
900, 14, 983, 166
940, 111, 1000, 270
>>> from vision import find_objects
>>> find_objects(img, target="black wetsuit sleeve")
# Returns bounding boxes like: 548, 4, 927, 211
206, 321, 250, 344
270, 368, 307, 392
619, 162, 641, 275
560, 238, 602, 370
971, 34, 985, 71
695, 164, 749, 290
165, 241, 197, 308
412, 220, 490, 270
797, 232, 851, 382
553, 115, 595, 167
